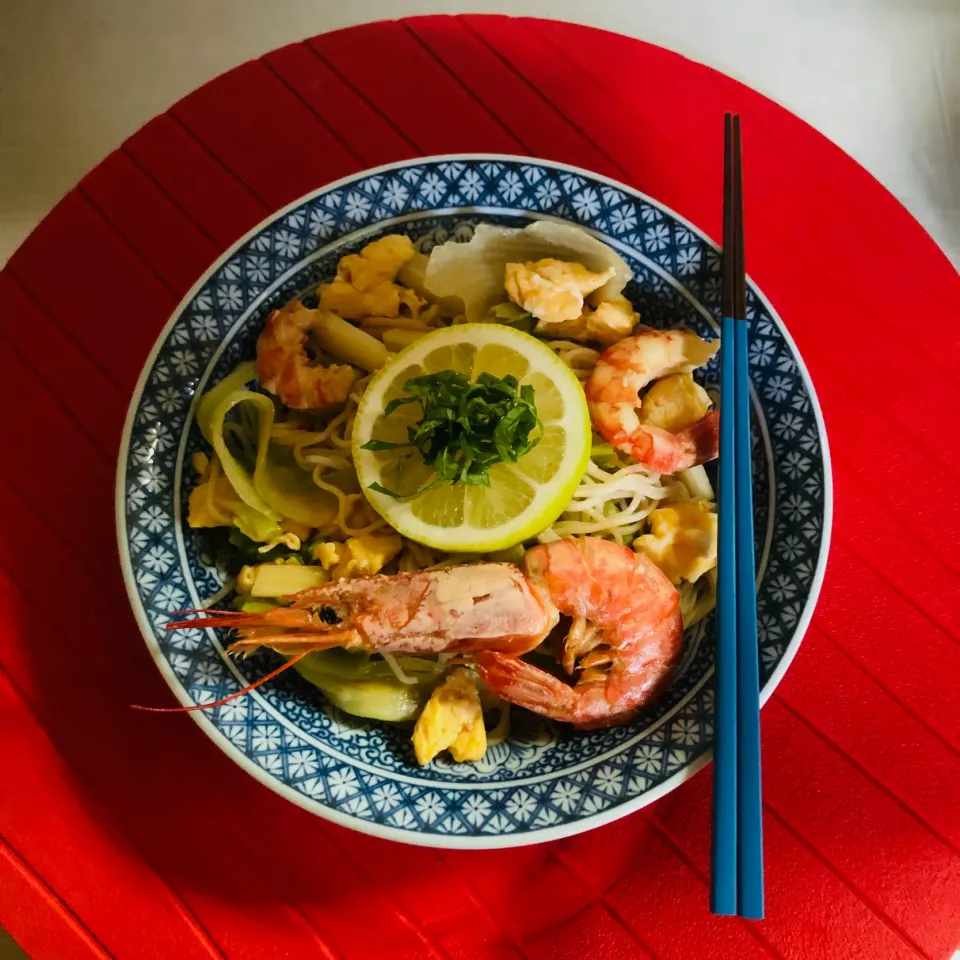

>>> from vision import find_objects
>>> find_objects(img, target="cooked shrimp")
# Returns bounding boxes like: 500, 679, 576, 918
473, 537, 682, 729
585, 328, 720, 473
257, 300, 356, 409
505, 259, 615, 326
167, 563, 558, 659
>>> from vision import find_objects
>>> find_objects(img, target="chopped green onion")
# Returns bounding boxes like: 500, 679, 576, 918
361, 370, 542, 500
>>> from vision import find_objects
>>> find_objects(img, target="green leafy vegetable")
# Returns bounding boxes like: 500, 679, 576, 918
361, 370, 542, 500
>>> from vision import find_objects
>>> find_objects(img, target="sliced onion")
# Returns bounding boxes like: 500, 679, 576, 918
424, 221, 632, 322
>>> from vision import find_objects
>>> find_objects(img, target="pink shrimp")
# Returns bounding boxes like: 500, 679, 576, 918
167, 563, 558, 660
473, 537, 682, 729
584, 328, 720, 473
257, 299, 356, 409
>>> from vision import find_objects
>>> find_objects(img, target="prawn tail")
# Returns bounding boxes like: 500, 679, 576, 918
473, 652, 578, 724
679, 409, 719, 468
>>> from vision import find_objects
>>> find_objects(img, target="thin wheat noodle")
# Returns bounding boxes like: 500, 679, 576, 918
312, 467, 386, 537
300, 453, 353, 470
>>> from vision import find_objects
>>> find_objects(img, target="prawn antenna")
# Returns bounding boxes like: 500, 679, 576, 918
130, 650, 310, 714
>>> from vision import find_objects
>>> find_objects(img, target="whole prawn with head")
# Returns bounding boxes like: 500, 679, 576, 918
169, 537, 682, 730
586, 328, 720, 474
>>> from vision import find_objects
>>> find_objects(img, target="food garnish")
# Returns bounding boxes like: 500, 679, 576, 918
361, 370, 542, 500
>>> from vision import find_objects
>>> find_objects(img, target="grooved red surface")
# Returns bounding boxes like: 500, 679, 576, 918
1, 16, 958, 960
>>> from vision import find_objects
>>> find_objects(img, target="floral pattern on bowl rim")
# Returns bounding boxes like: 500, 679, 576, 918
117, 155, 832, 848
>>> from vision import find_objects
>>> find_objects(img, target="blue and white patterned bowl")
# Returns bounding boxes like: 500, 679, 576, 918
117, 156, 831, 848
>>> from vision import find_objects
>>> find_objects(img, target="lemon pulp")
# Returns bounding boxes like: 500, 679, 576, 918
352, 324, 591, 552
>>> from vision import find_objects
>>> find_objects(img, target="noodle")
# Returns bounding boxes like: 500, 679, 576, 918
404, 542, 435, 569
311, 466, 387, 537
427, 554, 480, 569
283, 329, 717, 626
544, 458, 672, 542
262, 374, 391, 540
199, 248, 720, 760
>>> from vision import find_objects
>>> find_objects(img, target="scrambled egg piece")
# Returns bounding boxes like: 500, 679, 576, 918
318, 234, 423, 321
635, 499, 718, 585
639, 373, 712, 432
313, 498, 383, 543
338, 235, 415, 289
412, 668, 487, 765
505, 259, 615, 325
313, 534, 403, 580
537, 295, 637, 346
319, 282, 418, 320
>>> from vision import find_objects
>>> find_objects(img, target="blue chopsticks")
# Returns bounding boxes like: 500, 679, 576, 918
711, 112, 764, 919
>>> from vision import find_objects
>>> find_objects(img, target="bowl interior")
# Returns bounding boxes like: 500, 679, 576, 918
119, 158, 828, 845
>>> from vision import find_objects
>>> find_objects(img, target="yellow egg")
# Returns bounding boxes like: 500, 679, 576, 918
318, 279, 404, 320
505, 259, 615, 325
312, 540, 342, 570
191, 451, 211, 481
358, 234, 416, 274
635, 499, 718, 584
412, 668, 487, 765
317, 233, 422, 321
313, 534, 403, 580
537, 295, 637, 345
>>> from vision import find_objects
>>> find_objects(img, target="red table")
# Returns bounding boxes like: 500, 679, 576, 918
1, 16, 958, 960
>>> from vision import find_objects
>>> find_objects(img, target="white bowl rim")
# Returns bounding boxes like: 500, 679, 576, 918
115, 153, 833, 849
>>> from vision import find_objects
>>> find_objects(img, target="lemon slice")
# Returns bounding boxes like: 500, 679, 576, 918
352, 323, 591, 552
